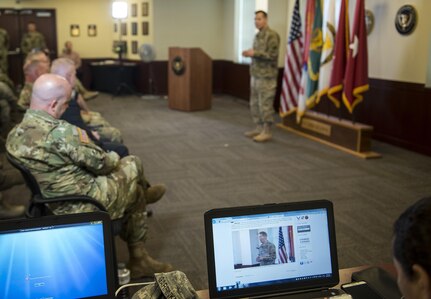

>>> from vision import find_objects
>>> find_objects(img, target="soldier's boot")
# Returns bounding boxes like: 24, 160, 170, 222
145, 184, 166, 205
128, 241, 174, 279
76, 79, 99, 101
0, 193, 25, 219
83, 91, 99, 101
0, 169, 24, 191
244, 124, 263, 138
253, 123, 272, 142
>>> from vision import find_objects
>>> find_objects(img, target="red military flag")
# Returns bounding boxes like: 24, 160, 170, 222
279, 0, 303, 116
327, 0, 349, 108
342, 0, 369, 113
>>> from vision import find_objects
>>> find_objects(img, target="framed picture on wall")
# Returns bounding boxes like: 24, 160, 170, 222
142, 2, 149, 17
131, 22, 138, 36
70, 24, 80, 37
121, 22, 128, 36
88, 24, 97, 37
142, 21, 149, 35
132, 41, 138, 54
131, 3, 137, 17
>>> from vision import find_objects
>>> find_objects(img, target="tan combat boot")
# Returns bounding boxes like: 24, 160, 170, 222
145, 184, 166, 204
244, 125, 263, 138
253, 123, 272, 142
128, 241, 174, 279
0, 192, 25, 219
83, 91, 99, 101
76, 79, 99, 101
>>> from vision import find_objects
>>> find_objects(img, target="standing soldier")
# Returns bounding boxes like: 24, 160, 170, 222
20, 22, 47, 56
243, 11, 280, 142
0, 27, 9, 73
256, 231, 276, 266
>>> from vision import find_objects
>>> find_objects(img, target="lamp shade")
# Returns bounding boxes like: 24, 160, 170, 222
112, 1, 128, 19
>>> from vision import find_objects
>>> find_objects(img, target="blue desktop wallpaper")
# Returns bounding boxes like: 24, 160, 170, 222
0, 223, 108, 299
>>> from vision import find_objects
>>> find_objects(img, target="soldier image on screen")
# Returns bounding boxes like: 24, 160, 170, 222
256, 231, 276, 266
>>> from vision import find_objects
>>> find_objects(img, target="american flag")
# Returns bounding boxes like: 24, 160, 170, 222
280, 0, 303, 116
278, 226, 288, 263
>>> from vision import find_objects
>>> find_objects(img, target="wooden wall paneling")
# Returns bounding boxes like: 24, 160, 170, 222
82, 59, 431, 156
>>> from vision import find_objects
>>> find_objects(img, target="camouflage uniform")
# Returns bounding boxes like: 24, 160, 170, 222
132, 271, 199, 299
6, 109, 150, 243
0, 72, 15, 91
0, 81, 17, 135
86, 112, 123, 143
20, 31, 47, 56
17, 82, 32, 111
257, 241, 276, 266
250, 27, 280, 125
0, 28, 9, 73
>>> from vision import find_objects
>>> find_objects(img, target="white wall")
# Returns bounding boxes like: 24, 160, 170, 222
366, 0, 431, 83
222, 0, 236, 62
268, 0, 288, 67
153, 0, 224, 61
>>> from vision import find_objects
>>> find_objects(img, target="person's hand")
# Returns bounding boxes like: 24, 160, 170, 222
242, 49, 254, 57
91, 130, 100, 140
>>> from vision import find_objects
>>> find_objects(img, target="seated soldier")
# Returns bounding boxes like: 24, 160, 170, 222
18, 57, 49, 110
6, 74, 172, 278
51, 58, 128, 157
0, 82, 14, 136
23, 51, 122, 144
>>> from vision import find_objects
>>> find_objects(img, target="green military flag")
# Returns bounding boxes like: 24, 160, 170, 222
305, 0, 323, 109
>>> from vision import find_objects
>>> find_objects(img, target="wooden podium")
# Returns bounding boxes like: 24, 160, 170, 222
168, 47, 212, 111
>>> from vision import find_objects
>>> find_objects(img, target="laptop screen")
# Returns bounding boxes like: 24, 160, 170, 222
205, 200, 339, 299
0, 212, 116, 299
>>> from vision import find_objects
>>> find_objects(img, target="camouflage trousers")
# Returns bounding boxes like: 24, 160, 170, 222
104, 155, 149, 244
250, 77, 276, 125
54, 156, 150, 244
83, 111, 123, 143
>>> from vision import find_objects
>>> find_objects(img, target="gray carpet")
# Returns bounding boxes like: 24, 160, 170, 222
4, 93, 431, 291
92, 93, 431, 290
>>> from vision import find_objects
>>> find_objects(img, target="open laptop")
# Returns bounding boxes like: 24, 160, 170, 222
0, 212, 116, 299
204, 200, 342, 299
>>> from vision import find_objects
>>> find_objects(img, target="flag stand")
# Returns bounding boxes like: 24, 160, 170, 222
278, 111, 381, 159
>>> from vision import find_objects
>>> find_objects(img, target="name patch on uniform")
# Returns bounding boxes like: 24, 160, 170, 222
77, 128, 90, 144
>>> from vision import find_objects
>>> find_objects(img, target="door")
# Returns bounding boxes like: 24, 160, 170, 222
0, 8, 57, 86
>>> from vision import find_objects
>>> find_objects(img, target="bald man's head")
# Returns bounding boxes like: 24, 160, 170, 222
30, 74, 72, 118
51, 58, 76, 87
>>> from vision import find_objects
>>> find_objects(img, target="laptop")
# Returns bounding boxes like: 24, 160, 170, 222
0, 212, 116, 299
204, 200, 342, 299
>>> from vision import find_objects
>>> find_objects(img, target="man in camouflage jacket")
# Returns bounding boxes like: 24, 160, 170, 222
243, 10, 280, 142
7, 74, 173, 278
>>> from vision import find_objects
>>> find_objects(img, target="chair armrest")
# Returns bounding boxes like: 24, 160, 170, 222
33, 194, 107, 212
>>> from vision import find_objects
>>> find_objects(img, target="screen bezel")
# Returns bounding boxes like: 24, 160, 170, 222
0, 212, 116, 299
204, 200, 339, 299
